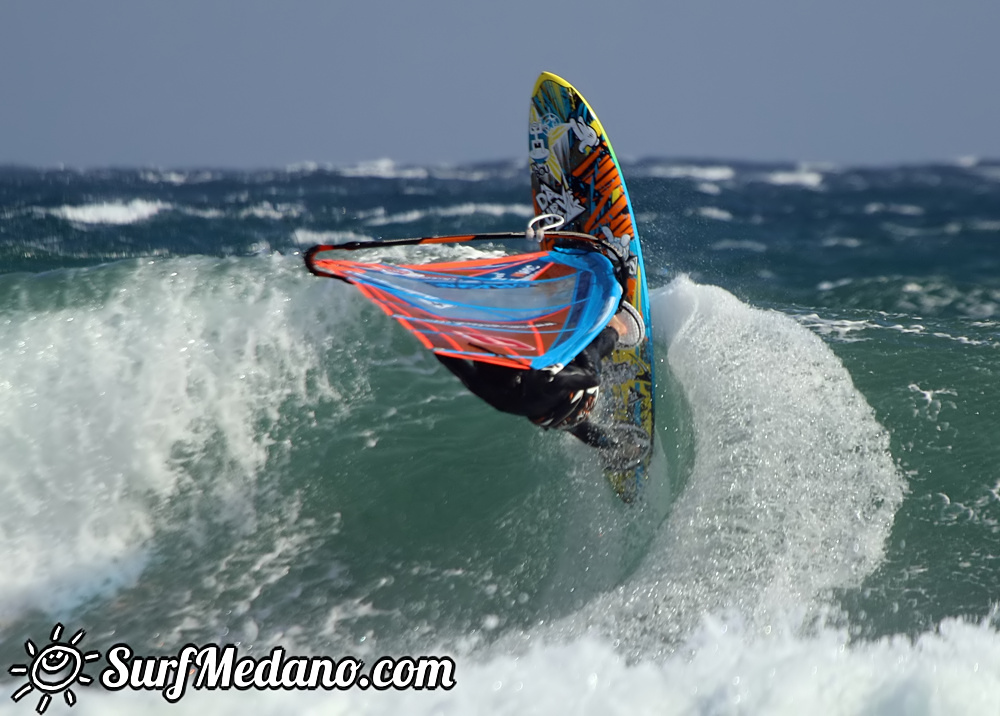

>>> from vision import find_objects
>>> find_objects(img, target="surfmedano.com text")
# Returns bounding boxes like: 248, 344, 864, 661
101, 643, 456, 701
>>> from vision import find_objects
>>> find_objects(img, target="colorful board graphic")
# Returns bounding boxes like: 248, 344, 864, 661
530, 72, 655, 501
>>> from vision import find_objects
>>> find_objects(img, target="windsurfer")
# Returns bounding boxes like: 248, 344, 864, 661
435, 301, 644, 453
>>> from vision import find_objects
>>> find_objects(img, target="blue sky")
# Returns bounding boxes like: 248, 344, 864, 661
2, 0, 997, 168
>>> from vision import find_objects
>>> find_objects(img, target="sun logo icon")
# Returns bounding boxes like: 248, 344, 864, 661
7, 623, 101, 714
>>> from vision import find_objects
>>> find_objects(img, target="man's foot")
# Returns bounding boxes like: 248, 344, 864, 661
608, 301, 645, 348
598, 423, 651, 471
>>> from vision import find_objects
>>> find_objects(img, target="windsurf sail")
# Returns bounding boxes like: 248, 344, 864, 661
305, 237, 622, 370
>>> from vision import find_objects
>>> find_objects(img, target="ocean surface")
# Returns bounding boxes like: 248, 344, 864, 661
1, 156, 999, 714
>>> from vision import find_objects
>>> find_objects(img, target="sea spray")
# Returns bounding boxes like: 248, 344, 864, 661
576, 277, 906, 656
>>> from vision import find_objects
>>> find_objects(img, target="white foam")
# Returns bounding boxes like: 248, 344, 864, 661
695, 206, 733, 221
428, 167, 494, 182
574, 277, 905, 653
8, 275, 991, 716
179, 206, 226, 219
285, 160, 323, 174
425, 617, 1000, 716
817, 278, 855, 290
974, 166, 1000, 182
286, 160, 497, 182
292, 235, 504, 265
239, 202, 305, 220
364, 208, 424, 225
339, 158, 429, 180
346, 241, 508, 265
864, 203, 925, 216
645, 164, 736, 182
139, 169, 216, 184
895, 279, 1000, 320
139, 170, 188, 185
710, 239, 767, 252
762, 170, 824, 189
821, 237, 863, 248
794, 312, 875, 343
292, 228, 376, 246
364, 203, 533, 227
0, 256, 344, 623
51, 609, 1000, 715
880, 221, 962, 238
49, 199, 171, 225
908, 383, 958, 423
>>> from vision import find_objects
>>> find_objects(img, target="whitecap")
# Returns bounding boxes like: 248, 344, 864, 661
238, 201, 305, 220
645, 164, 736, 182
339, 158, 430, 180
817, 278, 855, 291
864, 202, 925, 216
49, 199, 171, 225
139, 170, 189, 185
974, 166, 1000, 182
429, 167, 495, 182
285, 160, 323, 174
821, 237, 863, 248
762, 169, 824, 189
695, 206, 733, 222
178, 207, 226, 219
710, 239, 766, 252
794, 312, 874, 342
365, 203, 533, 227
292, 228, 376, 246
138, 169, 216, 184
882, 222, 962, 238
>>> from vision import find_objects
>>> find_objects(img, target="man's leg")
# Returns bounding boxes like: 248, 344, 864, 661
570, 420, 650, 469
567, 420, 613, 448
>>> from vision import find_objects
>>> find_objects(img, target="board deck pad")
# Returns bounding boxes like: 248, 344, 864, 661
530, 72, 655, 501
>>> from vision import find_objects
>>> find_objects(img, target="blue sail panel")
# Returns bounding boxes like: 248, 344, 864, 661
308, 248, 622, 370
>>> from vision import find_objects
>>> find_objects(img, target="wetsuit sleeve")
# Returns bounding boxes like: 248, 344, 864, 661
437, 355, 549, 416
545, 363, 600, 391
519, 365, 597, 406
584, 325, 619, 364
435, 355, 478, 385
435, 324, 620, 424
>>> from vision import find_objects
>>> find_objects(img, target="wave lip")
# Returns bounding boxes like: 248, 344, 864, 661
0, 255, 344, 626
576, 276, 906, 657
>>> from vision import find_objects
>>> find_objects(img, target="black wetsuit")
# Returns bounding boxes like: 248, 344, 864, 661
436, 326, 619, 448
